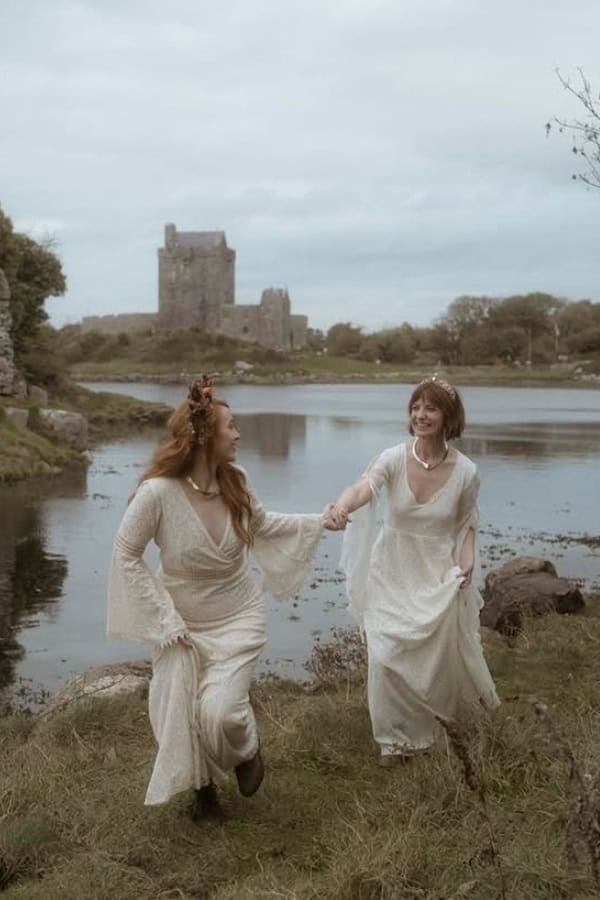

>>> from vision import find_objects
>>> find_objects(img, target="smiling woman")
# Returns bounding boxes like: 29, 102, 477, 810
106, 377, 342, 823
328, 375, 499, 766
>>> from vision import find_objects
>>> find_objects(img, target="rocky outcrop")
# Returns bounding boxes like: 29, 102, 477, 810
481, 556, 585, 636
27, 384, 49, 406
38, 408, 89, 450
43, 660, 152, 716
4, 407, 29, 429
0, 266, 15, 396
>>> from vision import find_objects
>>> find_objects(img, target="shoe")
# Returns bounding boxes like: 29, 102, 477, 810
235, 748, 264, 797
191, 782, 225, 824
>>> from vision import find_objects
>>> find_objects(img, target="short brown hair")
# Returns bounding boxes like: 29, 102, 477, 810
407, 382, 465, 439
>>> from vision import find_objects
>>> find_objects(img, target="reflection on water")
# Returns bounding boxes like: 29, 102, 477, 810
461, 422, 600, 460
0, 486, 73, 711
0, 384, 599, 706
236, 413, 306, 458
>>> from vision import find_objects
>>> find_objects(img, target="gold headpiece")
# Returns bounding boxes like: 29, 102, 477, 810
419, 373, 457, 400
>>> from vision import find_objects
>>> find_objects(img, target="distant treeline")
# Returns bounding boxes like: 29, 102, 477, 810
324, 293, 600, 367
32, 291, 600, 386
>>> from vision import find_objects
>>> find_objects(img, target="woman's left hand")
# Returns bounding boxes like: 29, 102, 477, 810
322, 502, 350, 531
457, 564, 473, 589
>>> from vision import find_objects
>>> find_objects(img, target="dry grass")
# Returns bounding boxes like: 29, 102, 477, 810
1, 612, 600, 899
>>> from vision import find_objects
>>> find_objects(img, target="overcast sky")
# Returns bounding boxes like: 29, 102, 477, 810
1, 0, 599, 333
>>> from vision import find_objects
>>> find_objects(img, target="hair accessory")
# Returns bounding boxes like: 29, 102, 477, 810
187, 375, 214, 446
419, 373, 456, 400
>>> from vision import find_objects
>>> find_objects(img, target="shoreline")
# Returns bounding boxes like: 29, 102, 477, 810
72, 368, 600, 390
0, 383, 172, 484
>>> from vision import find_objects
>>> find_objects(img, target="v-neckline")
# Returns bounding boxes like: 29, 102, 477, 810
403, 442, 459, 506
176, 479, 231, 550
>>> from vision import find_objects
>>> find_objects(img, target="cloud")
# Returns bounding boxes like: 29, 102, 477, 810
1, 0, 600, 333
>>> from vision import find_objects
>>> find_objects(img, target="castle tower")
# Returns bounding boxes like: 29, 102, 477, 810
158, 224, 235, 330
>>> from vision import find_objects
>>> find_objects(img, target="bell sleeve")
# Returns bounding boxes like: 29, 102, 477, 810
247, 484, 324, 599
106, 480, 189, 647
340, 446, 398, 623
454, 466, 483, 591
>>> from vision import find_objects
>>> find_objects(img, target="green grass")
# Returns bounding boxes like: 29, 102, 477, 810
1, 612, 600, 898
0, 382, 170, 480
0, 412, 85, 483
51, 382, 171, 439
69, 355, 598, 388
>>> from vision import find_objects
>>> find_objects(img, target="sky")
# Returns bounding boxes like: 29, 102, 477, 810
1, 0, 599, 333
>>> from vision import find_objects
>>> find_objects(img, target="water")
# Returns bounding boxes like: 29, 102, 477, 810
1, 383, 599, 709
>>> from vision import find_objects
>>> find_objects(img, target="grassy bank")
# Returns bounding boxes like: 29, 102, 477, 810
1, 613, 600, 899
70, 356, 600, 389
0, 383, 171, 483
53, 382, 172, 440
0, 409, 84, 482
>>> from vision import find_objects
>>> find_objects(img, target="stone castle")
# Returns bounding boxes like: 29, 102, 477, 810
81, 224, 309, 350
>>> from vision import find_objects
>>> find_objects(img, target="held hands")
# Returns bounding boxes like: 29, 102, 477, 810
322, 502, 351, 531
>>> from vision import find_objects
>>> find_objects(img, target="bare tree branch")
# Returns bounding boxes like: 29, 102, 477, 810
547, 68, 600, 189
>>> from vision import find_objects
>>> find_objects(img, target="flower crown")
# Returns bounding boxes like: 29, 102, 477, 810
187, 375, 214, 445
419, 373, 457, 400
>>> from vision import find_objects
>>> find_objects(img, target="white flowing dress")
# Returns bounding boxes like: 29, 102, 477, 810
341, 443, 499, 757
107, 474, 323, 804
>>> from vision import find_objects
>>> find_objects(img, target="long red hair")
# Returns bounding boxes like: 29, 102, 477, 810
138, 396, 254, 545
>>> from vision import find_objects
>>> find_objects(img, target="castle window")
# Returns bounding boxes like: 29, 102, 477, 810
242, 325, 249, 334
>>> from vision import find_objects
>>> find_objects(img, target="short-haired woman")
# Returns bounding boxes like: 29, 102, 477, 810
107, 378, 341, 820
326, 376, 499, 765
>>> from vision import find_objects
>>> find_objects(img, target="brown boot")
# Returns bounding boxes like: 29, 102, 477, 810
191, 782, 225, 824
235, 748, 264, 797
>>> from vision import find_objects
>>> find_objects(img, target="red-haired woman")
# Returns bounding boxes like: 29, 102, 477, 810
107, 379, 338, 820
327, 376, 499, 766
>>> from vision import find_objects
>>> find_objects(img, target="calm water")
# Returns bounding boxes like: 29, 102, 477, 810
1, 383, 599, 709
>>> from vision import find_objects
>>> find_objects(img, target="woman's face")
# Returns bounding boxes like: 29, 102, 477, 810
410, 393, 445, 439
213, 405, 240, 463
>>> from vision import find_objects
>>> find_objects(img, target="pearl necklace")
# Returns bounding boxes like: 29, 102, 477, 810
411, 438, 449, 472
186, 475, 221, 500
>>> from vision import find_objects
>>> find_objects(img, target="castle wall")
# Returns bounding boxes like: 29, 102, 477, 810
81, 313, 158, 334
290, 314, 308, 349
218, 305, 262, 344
217, 288, 307, 350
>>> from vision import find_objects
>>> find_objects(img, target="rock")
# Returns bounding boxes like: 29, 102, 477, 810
484, 556, 557, 595
38, 408, 89, 450
11, 376, 28, 400
235, 360, 254, 371
481, 556, 584, 636
4, 406, 29, 430
44, 660, 152, 716
27, 384, 49, 407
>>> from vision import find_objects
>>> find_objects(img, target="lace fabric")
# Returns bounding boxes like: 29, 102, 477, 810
106, 473, 324, 804
340, 442, 499, 756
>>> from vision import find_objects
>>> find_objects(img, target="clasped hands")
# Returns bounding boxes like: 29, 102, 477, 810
322, 502, 351, 532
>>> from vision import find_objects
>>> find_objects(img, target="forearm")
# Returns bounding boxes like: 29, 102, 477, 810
336, 478, 373, 514
458, 527, 475, 570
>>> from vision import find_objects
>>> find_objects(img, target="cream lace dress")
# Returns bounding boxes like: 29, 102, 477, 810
341, 443, 499, 757
107, 472, 323, 804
